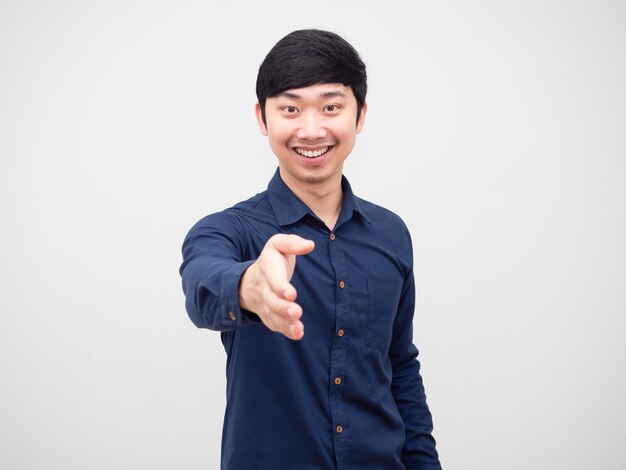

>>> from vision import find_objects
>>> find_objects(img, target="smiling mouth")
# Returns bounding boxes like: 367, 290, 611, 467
293, 146, 333, 158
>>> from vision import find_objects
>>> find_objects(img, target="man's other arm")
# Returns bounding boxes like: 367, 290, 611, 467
389, 227, 443, 470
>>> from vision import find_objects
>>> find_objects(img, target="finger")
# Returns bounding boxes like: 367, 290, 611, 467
264, 269, 297, 301
261, 307, 303, 340
286, 320, 304, 341
281, 283, 298, 302
269, 234, 315, 256
284, 303, 303, 320
266, 291, 302, 320
260, 256, 299, 301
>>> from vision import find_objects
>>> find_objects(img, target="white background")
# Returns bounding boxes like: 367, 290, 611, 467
1, 1, 625, 469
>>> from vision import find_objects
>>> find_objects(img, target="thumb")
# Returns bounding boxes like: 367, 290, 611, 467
269, 234, 315, 256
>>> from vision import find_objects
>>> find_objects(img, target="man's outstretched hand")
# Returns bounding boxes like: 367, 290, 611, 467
239, 234, 315, 340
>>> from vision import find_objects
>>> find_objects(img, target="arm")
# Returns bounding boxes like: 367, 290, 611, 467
389, 229, 442, 470
180, 212, 314, 338
179, 212, 257, 331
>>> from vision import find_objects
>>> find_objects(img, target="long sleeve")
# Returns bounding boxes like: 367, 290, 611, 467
179, 211, 260, 331
179, 174, 442, 469
389, 229, 442, 470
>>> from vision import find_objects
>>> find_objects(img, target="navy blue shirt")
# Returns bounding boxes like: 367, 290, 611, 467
180, 170, 441, 470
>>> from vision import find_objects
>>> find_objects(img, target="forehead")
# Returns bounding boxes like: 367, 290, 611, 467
271, 83, 355, 101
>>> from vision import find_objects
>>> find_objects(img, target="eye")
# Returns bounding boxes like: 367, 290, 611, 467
324, 104, 339, 112
284, 106, 298, 113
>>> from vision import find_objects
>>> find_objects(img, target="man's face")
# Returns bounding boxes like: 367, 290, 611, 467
256, 83, 367, 191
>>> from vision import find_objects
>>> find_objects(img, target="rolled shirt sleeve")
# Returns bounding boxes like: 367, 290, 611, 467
180, 212, 260, 330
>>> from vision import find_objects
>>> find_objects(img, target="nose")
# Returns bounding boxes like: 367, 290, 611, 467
296, 112, 327, 141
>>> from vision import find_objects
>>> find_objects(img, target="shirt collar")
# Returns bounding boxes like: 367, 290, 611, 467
338, 173, 372, 226
267, 168, 372, 227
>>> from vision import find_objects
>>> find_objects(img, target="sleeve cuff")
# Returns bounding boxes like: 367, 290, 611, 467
218, 260, 260, 327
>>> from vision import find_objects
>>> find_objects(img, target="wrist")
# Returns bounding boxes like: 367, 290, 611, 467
238, 262, 256, 312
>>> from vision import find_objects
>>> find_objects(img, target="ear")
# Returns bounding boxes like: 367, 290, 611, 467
356, 102, 368, 134
255, 103, 268, 136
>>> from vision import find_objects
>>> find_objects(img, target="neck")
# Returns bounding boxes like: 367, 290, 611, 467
280, 170, 344, 230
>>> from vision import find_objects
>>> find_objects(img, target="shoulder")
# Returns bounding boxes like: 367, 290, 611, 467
356, 196, 411, 236
183, 190, 270, 252
355, 196, 414, 260
189, 190, 269, 232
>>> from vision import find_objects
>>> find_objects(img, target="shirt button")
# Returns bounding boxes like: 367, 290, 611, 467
338, 329, 344, 337
330, 233, 336, 240
334, 377, 342, 385
339, 280, 345, 289
336, 425, 343, 433
228, 311, 236, 321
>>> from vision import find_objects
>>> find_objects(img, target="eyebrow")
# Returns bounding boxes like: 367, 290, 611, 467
276, 90, 347, 100
320, 90, 346, 99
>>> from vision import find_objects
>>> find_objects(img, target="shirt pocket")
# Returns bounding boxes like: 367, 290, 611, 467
366, 278, 403, 352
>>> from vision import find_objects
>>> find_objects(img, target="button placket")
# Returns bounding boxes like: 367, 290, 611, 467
327, 229, 350, 466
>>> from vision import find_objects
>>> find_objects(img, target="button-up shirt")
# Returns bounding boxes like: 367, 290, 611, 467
180, 169, 442, 470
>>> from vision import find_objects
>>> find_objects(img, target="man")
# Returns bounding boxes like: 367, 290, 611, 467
180, 29, 442, 470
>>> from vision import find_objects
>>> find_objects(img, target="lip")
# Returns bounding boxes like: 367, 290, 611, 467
292, 144, 334, 152
291, 145, 334, 164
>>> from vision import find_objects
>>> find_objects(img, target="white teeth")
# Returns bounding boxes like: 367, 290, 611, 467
295, 146, 329, 158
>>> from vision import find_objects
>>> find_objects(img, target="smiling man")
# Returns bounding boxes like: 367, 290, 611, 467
180, 29, 442, 470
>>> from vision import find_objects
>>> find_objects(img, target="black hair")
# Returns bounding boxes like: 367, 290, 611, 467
256, 29, 367, 125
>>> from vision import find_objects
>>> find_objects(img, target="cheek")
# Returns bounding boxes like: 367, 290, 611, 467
336, 123, 357, 145
267, 124, 293, 146
269, 134, 288, 149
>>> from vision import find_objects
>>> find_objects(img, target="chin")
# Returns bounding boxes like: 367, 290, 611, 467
301, 175, 328, 184
297, 168, 338, 184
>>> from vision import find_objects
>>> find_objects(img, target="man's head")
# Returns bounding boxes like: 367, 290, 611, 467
255, 30, 368, 190
256, 29, 367, 125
